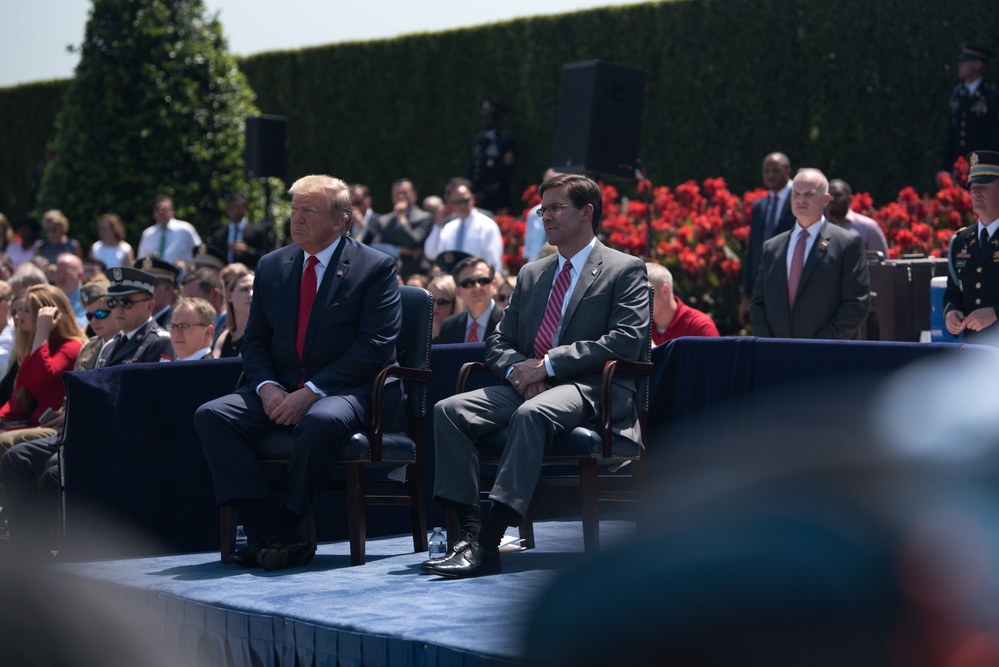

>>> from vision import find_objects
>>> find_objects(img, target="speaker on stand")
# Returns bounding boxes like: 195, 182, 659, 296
245, 115, 286, 243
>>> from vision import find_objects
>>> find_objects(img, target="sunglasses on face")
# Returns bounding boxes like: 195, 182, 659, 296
458, 277, 492, 289
106, 297, 151, 310
434, 298, 452, 307
85, 309, 111, 321
166, 322, 209, 333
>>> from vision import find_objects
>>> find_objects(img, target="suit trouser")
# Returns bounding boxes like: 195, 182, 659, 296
194, 386, 376, 517
1, 436, 60, 546
433, 383, 591, 518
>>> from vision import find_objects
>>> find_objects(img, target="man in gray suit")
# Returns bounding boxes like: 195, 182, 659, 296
425, 173, 649, 578
750, 168, 870, 339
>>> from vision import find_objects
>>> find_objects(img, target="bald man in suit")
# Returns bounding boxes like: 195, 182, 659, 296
425, 173, 649, 578
750, 168, 870, 339
195, 175, 403, 571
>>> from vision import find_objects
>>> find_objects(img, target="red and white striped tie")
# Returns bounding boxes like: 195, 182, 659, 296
533, 260, 573, 359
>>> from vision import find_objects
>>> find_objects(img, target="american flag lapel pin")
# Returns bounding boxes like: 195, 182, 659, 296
336, 270, 344, 277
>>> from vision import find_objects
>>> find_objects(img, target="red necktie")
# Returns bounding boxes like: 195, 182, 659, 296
467, 320, 479, 343
788, 229, 809, 313
296, 255, 319, 359
533, 260, 573, 359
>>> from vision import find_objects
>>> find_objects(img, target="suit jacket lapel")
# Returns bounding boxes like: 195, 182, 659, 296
560, 242, 604, 335
776, 233, 793, 314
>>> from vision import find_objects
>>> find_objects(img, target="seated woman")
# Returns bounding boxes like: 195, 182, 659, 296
213, 271, 253, 358
0, 284, 86, 432
428, 274, 457, 341
37, 210, 84, 263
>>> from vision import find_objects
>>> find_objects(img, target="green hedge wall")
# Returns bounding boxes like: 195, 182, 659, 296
2, 0, 998, 229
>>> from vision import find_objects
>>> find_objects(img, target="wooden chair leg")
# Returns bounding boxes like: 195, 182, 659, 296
220, 506, 236, 564
519, 505, 536, 550
409, 464, 428, 553
347, 463, 366, 566
579, 459, 600, 552
445, 511, 460, 549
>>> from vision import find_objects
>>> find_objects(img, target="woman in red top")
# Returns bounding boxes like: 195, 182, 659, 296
0, 284, 86, 428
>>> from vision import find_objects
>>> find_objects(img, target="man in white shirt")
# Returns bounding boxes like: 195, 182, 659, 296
424, 178, 504, 272
136, 194, 202, 269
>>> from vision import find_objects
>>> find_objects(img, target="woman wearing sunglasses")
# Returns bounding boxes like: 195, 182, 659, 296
428, 274, 458, 341
0, 284, 86, 431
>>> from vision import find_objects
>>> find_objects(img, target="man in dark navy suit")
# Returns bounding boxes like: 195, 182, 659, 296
741, 152, 796, 326
433, 256, 504, 344
195, 175, 403, 571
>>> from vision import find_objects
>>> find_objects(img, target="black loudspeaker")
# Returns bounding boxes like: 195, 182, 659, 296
552, 60, 646, 179
245, 115, 286, 179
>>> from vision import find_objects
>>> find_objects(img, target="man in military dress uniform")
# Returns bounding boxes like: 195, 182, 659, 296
940, 46, 999, 181
135, 256, 180, 328
97, 267, 174, 366
944, 150, 999, 344
469, 100, 515, 214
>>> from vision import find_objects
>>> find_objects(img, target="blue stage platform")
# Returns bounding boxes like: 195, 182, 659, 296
55, 520, 635, 667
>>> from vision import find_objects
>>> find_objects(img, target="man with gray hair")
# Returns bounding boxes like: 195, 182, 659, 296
645, 262, 719, 346
750, 168, 870, 339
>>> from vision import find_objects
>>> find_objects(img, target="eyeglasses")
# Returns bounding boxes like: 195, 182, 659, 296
451, 197, 472, 206
434, 298, 452, 307
166, 322, 209, 333
106, 297, 151, 310
537, 203, 573, 218
459, 277, 493, 289
85, 309, 111, 321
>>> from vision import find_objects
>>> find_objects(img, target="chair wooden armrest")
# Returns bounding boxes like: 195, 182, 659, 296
455, 361, 489, 393
598, 359, 655, 457
368, 365, 432, 461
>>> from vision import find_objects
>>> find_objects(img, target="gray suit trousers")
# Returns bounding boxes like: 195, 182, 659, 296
433, 383, 592, 517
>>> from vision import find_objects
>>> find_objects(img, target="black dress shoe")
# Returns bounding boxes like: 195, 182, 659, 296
429, 543, 501, 578
229, 539, 266, 568
420, 532, 476, 572
257, 541, 313, 571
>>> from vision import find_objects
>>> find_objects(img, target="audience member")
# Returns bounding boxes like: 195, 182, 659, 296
193, 243, 227, 272
7, 263, 47, 298
54, 253, 87, 327
168, 297, 217, 361
89, 213, 134, 269
8, 218, 41, 269
348, 184, 379, 241
209, 194, 269, 268
433, 257, 503, 344
96, 267, 174, 366
362, 178, 433, 279
944, 150, 999, 343
0, 282, 13, 377
940, 45, 999, 180
469, 100, 515, 213
741, 152, 795, 325
83, 258, 106, 283
424, 173, 649, 578
136, 194, 201, 268
523, 168, 559, 263
195, 174, 404, 572
405, 273, 429, 289
646, 262, 720, 345
0, 213, 13, 255
424, 178, 504, 272
422, 196, 446, 229
495, 273, 515, 309
213, 271, 253, 358
37, 210, 84, 263
427, 274, 457, 340
136, 256, 181, 328
826, 179, 890, 256
750, 168, 871, 340
180, 267, 226, 340
0, 284, 86, 431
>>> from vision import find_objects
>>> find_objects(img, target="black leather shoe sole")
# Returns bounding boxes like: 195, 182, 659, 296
258, 541, 311, 571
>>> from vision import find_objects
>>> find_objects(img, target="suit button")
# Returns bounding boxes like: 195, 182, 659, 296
977, 282, 982, 289
978, 267, 984, 273
976, 298, 982, 305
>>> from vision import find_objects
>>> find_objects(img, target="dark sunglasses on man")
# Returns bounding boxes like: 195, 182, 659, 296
458, 277, 492, 289
106, 297, 151, 310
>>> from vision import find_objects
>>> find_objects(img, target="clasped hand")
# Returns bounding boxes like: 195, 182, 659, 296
259, 383, 320, 426
946, 307, 998, 335
508, 358, 550, 400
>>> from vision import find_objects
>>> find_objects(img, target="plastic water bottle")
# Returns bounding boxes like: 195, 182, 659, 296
428, 527, 446, 558
235, 525, 248, 550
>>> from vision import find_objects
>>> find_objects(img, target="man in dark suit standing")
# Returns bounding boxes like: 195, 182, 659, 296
741, 152, 795, 326
424, 173, 649, 578
208, 194, 270, 269
361, 178, 433, 279
750, 168, 870, 340
195, 175, 403, 571
433, 256, 503, 344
